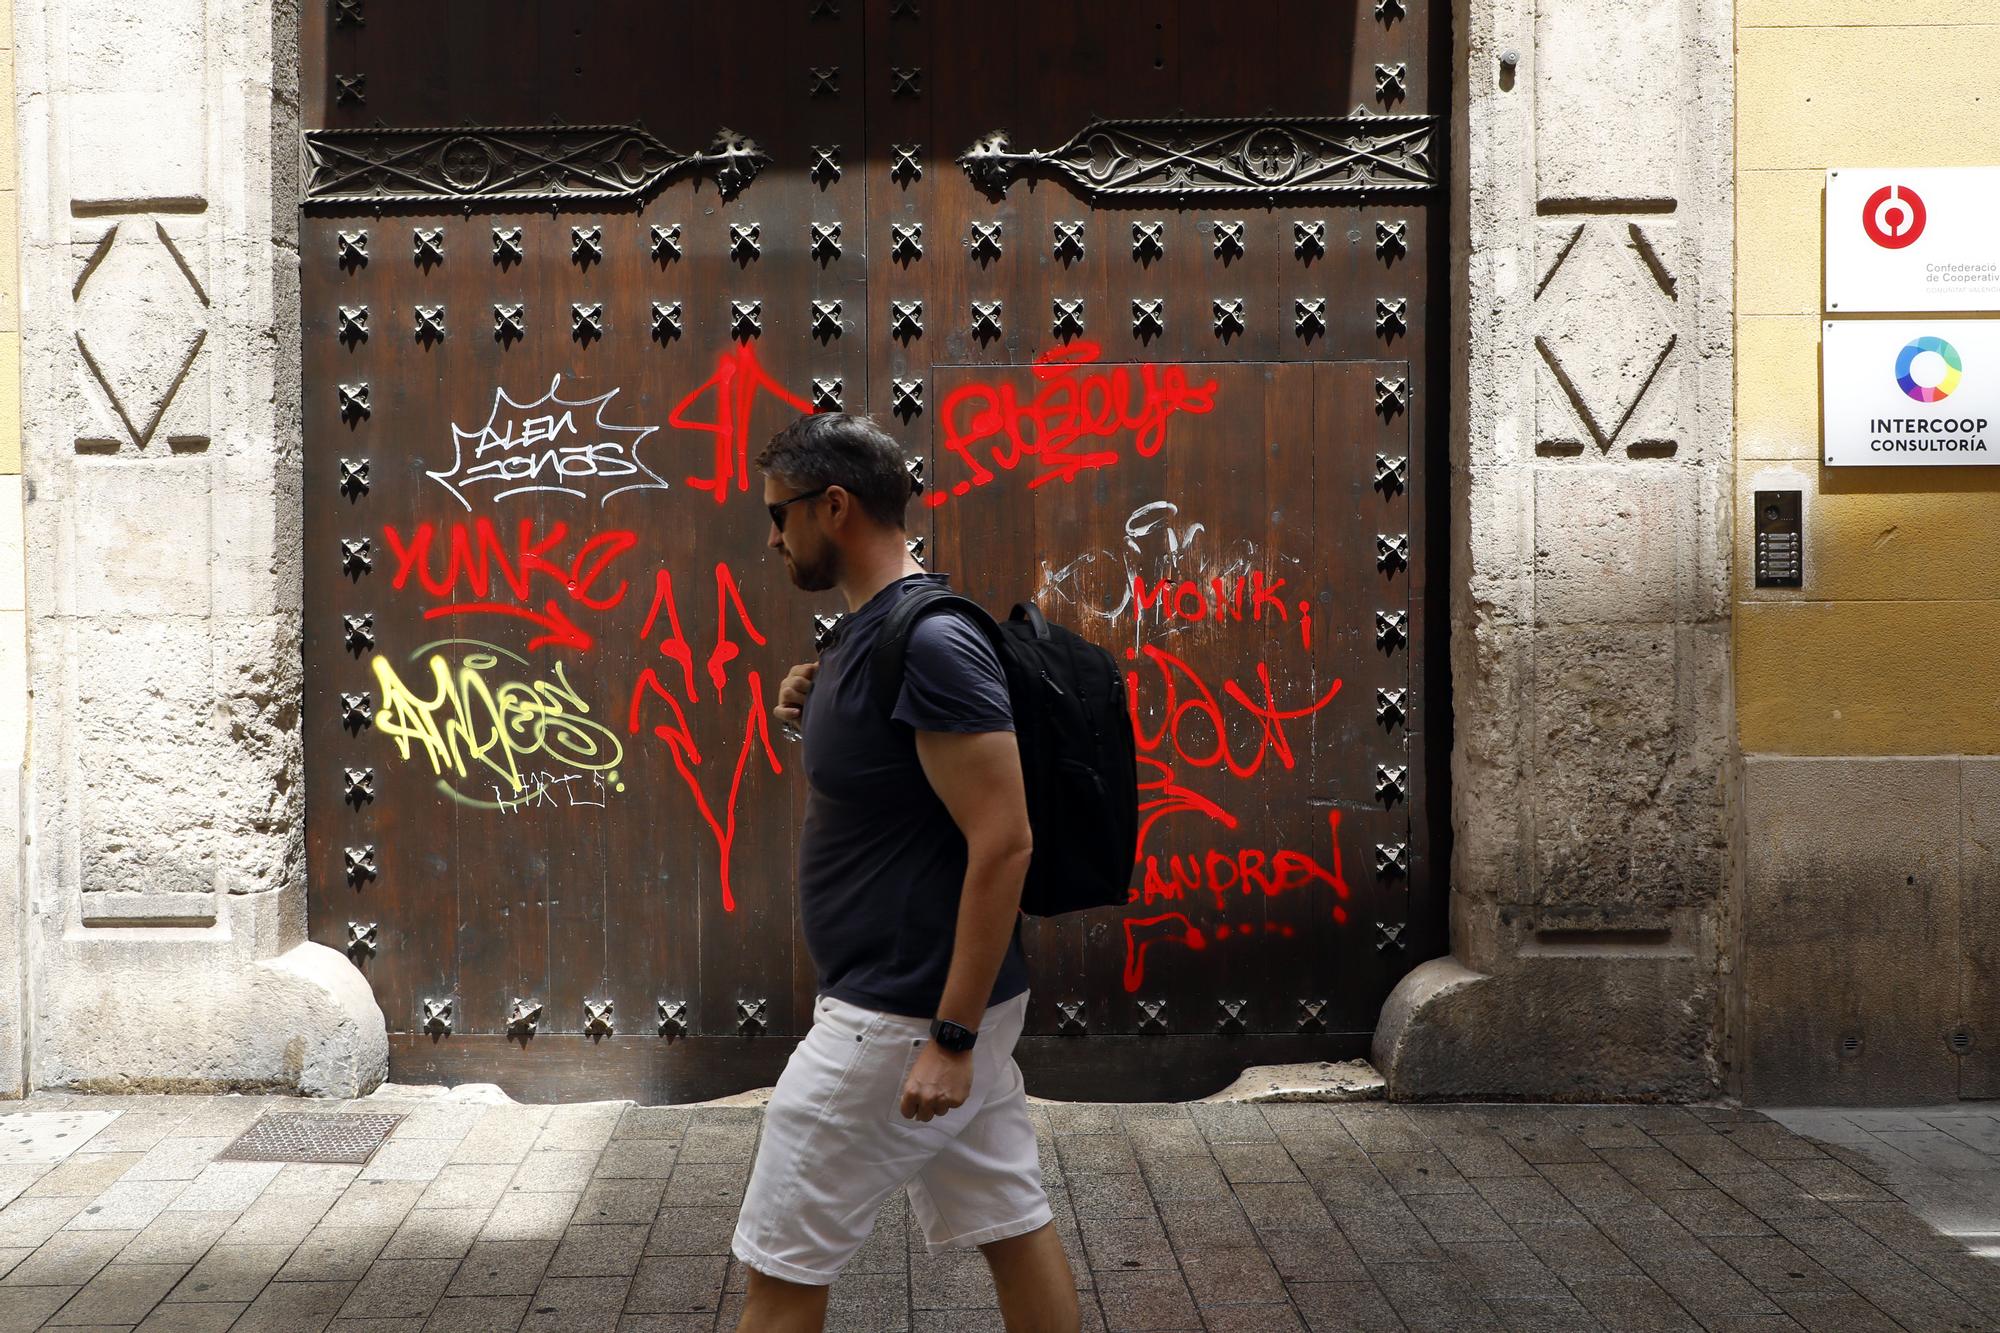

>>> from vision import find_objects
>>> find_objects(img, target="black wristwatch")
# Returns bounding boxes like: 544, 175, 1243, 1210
929, 1018, 978, 1053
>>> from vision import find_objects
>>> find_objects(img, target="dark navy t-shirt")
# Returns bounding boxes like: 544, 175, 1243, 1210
797, 573, 1030, 1018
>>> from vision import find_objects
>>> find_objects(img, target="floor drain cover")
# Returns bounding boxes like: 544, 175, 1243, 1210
216, 1112, 403, 1164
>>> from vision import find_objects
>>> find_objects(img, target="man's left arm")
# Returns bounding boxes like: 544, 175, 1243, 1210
898, 728, 1032, 1121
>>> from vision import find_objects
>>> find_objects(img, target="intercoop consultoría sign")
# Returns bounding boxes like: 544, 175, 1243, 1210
1825, 168, 2000, 312
1822, 321, 1999, 467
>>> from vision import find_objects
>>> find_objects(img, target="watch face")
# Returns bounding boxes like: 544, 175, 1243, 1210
932, 1020, 976, 1051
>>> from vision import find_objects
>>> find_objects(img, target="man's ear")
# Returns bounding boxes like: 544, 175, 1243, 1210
824, 484, 852, 529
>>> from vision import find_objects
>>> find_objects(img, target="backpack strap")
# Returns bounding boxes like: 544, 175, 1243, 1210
869, 586, 1003, 717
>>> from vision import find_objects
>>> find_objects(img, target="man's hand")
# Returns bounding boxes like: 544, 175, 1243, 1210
899, 1041, 973, 1122
774, 661, 817, 725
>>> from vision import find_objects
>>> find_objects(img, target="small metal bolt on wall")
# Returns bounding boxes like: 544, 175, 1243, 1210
904, 455, 926, 493
1212, 220, 1245, 259
412, 227, 445, 267
338, 458, 370, 497
492, 226, 524, 265
334, 73, 366, 105
493, 304, 526, 344
1137, 999, 1168, 1033
1374, 62, 1408, 102
338, 691, 374, 731
1375, 297, 1408, 337
890, 143, 922, 185
657, 1000, 689, 1038
1376, 533, 1410, 570
890, 65, 921, 98
1294, 220, 1327, 259
1297, 998, 1329, 1032
968, 220, 1003, 262
339, 536, 372, 575
810, 144, 841, 186
970, 300, 1003, 342
729, 223, 762, 263
810, 300, 843, 342
1375, 688, 1407, 727
809, 222, 842, 263
422, 997, 454, 1036
1375, 610, 1407, 647
1375, 842, 1410, 876
1374, 453, 1408, 492
808, 66, 840, 97
1212, 298, 1246, 339
336, 230, 368, 268
1052, 298, 1085, 342
1375, 922, 1407, 951
1057, 1000, 1087, 1036
572, 303, 605, 342
1132, 298, 1165, 341
730, 300, 762, 341
1376, 219, 1409, 259
337, 382, 370, 421
890, 223, 923, 264
812, 613, 843, 653
1375, 765, 1409, 803
336, 305, 368, 345
892, 380, 924, 421
345, 921, 378, 957
413, 305, 446, 344
1216, 999, 1249, 1034
811, 377, 844, 411
333, 0, 365, 28
342, 767, 375, 806
906, 536, 927, 566
737, 999, 769, 1036
342, 612, 375, 652
1375, 377, 1409, 416
1294, 297, 1327, 340
583, 1000, 615, 1038
650, 301, 682, 342
570, 225, 603, 266
1053, 220, 1085, 264
1375, 0, 1406, 21
508, 999, 543, 1036
650, 224, 683, 262
1131, 221, 1166, 262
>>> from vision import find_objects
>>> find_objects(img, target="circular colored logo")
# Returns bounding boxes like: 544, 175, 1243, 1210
1864, 184, 1927, 249
1896, 336, 1962, 403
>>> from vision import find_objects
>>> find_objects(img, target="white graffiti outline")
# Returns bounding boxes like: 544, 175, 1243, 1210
427, 375, 667, 511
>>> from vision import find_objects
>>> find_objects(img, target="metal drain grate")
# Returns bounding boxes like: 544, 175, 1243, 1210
216, 1112, 403, 1164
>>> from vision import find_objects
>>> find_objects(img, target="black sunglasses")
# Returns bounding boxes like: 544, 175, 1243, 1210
767, 486, 829, 531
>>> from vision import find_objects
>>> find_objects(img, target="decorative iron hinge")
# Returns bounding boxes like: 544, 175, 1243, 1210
812, 377, 844, 412
650, 223, 683, 262
1376, 296, 1408, 337
971, 301, 1003, 342
1132, 298, 1165, 340
1375, 842, 1410, 876
583, 999, 615, 1037
1375, 765, 1409, 803
1216, 999, 1249, 1034
1375, 688, 1407, 727
737, 998, 769, 1036
572, 303, 604, 342
1131, 221, 1166, 261
338, 383, 370, 421
339, 537, 372, 575
1376, 533, 1410, 570
1057, 1000, 1087, 1036
509, 998, 543, 1036
346, 921, 378, 956
337, 305, 368, 345
1375, 610, 1408, 647
1052, 298, 1085, 341
339, 457, 370, 497
1053, 220, 1085, 264
1294, 219, 1327, 258
336, 230, 368, 267
570, 225, 603, 266
810, 144, 841, 186
892, 380, 924, 421
304, 125, 769, 205
1137, 999, 1168, 1033
1377, 219, 1408, 258
493, 304, 525, 342
1374, 453, 1408, 493
413, 305, 446, 344
651, 301, 682, 342
422, 997, 453, 1035
890, 143, 922, 185
412, 228, 445, 267
810, 300, 843, 342
342, 766, 375, 805
730, 300, 762, 340
657, 1000, 689, 1038
890, 301, 923, 342
959, 116, 1438, 200
1375, 377, 1409, 415
890, 222, 923, 264
809, 222, 842, 263
1212, 220, 1245, 259
1297, 998, 1329, 1032
1213, 298, 1245, 338
1294, 297, 1327, 339
344, 844, 377, 883
343, 612, 375, 652
492, 226, 524, 265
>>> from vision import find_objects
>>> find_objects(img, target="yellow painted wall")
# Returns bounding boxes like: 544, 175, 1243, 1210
1736, 7, 2000, 755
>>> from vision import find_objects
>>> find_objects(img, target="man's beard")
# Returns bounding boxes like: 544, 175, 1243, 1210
784, 546, 839, 592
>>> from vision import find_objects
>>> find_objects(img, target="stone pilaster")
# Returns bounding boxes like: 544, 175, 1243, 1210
1373, 0, 1734, 1099
14, 0, 383, 1093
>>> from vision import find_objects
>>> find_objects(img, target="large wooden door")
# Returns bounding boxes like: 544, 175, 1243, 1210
302, 0, 1444, 1102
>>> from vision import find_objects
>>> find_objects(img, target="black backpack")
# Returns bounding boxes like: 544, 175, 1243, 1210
869, 587, 1137, 917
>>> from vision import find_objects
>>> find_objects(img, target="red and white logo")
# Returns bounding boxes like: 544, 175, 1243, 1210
1863, 184, 1927, 249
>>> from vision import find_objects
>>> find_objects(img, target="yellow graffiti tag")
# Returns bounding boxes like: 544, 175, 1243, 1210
370, 640, 624, 801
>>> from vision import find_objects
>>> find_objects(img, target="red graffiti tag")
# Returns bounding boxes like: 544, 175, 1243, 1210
669, 343, 816, 503
1131, 570, 1316, 652
382, 518, 636, 653
1126, 644, 1341, 782
1122, 913, 1207, 993
932, 340, 1218, 507
627, 562, 782, 913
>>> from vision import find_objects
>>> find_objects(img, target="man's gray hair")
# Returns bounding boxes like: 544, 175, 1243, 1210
757, 412, 913, 530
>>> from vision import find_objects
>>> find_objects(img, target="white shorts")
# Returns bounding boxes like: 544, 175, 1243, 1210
732, 990, 1051, 1286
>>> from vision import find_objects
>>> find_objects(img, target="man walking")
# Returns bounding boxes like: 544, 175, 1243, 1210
732, 413, 1080, 1333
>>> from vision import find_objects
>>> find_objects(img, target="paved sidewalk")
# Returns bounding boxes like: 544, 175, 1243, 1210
0, 1092, 1993, 1332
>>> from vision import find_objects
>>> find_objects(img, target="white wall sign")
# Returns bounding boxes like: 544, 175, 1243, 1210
1823, 320, 2000, 466
1826, 167, 2000, 312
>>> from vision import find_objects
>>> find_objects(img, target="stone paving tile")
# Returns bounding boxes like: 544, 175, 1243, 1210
1, 1230, 136, 1287
1326, 1201, 1444, 1265
676, 1122, 755, 1165
0, 1247, 33, 1280
424, 1293, 532, 1331
447, 1108, 551, 1167
383, 1104, 482, 1143
1255, 1227, 1369, 1284
574, 1179, 664, 1227
0, 1167, 51, 1212
545, 1223, 649, 1280
1201, 1303, 1306, 1332
1404, 1190, 1516, 1244
164, 1243, 295, 1302
119, 1140, 231, 1185
267, 1163, 363, 1197
1176, 1244, 1285, 1305
23, 1157, 140, 1200
612, 1107, 691, 1142
1077, 1213, 1174, 1272
0, 1284, 80, 1330
63, 1180, 184, 1233
119, 1210, 238, 1265
642, 1207, 736, 1258
1566, 1274, 1702, 1332
533, 1105, 623, 1155
231, 1278, 356, 1333
44, 1261, 189, 1325
446, 1240, 557, 1297
1094, 1268, 1199, 1331
336, 1257, 458, 1320
1373, 1260, 1506, 1331
379, 1207, 489, 1261
356, 1140, 456, 1185
509, 1152, 598, 1194
1058, 1135, 1143, 1176
219, 1189, 336, 1247
321, 1180, 427, 1231
414, 1164, 513, 1213
520, 1275, 632, 1332
482, 1191, 580, 1242
277, 1226, 396, 1282
624, 1255, 727, 1313
132, 1301, 250, 1331
1370, 1148, 1471, 1195
1287, 1279, 1403, 1333
658, 1164, 746, 1211
592, 1140, 677, 1182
